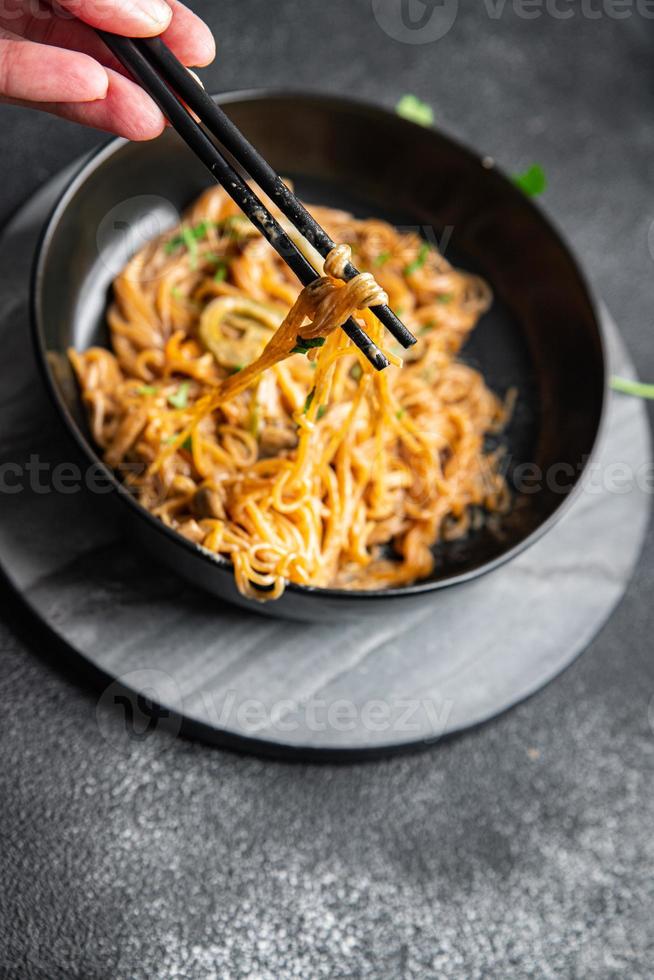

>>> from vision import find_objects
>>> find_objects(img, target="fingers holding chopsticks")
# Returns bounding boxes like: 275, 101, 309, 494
0, 0, 215, 137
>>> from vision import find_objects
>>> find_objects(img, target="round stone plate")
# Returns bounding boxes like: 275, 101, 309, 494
0, 159, 650, 759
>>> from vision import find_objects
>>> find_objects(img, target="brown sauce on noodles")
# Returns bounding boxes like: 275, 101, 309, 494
70, 186, 511, 600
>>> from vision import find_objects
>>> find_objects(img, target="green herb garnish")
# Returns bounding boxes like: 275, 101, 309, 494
292, 336, 326, 355
181, 436, 193, 452
610, 376, 654, 399
419, 322, 435, 335
168, 381, 190, 410
230, 364, 244, 375
396, 408, 406, 420
191, 220, 213, 239
317, 405, 327, 420
404, 241, 430, 277
374, 251, 391, 267
213, 260, 229, 283
512, 164, 547, 198
437, 294, 453, 304
351, 362, 363, 381
182, 227, 198, 269
396, 94, 434, 128
303, 389, 315, 414
163, 433, 190, 448
165, 220, 214, 258
137, 384, 158, 396
165, 237, 183, 255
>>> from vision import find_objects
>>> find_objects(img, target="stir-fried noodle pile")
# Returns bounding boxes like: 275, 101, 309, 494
70, 186, 511, 600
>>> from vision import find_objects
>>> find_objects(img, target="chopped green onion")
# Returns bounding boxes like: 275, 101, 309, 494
170, 286, 182, 300
396, 408, 406, 420
610, 376, 654, 399
191, 220, 213, 239
303, 389, 315, 414
137, 384, 158, 396
181, 436, 193, 452
182, 227, 198, 269
292, 336, 326, 355
404, 242, 430, 277
163, 433, 191, 448
168, 381, 190, 410
419, 321, 435, 335
512, 164, 547, 198
374, 251, 391, 267
351, 362, 363, 381
396, 94, 434, 128
317, 405, 327, 420
229, 364, 244, 375
165, 220, 214, 256
213, 260, 229, 283
437, 294, 453, 304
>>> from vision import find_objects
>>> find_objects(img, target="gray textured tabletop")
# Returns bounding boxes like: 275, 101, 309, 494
1, 1, 653, 977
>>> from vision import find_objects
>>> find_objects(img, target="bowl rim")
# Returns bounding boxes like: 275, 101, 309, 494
31, 88, 609, 603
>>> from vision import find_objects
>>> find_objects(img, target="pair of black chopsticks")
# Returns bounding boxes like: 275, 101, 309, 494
97, 31, 417, 370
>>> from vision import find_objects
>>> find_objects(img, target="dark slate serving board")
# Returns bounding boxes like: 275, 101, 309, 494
0, 161, 649, 759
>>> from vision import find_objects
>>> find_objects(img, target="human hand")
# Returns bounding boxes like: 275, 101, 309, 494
0, 0, 215, 138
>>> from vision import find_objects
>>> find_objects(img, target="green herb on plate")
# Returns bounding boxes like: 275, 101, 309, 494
610, 376, 654, 399
512, 163, 547, 197
396, 94, 434, 127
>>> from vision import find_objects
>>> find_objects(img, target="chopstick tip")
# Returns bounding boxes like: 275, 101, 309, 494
368, 347, 390, 371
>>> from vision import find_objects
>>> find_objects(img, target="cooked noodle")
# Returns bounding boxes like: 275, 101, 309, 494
70, 185, 511, 600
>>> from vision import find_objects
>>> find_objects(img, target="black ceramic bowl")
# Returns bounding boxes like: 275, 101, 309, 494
32, 92, 606, 621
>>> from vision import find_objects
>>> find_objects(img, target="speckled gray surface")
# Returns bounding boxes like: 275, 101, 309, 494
2, 1, 654, 977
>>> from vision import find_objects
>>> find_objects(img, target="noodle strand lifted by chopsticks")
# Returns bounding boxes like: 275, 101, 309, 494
70, 185, 510, 600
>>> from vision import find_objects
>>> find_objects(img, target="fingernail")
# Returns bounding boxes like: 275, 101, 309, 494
133, 0, 173, 30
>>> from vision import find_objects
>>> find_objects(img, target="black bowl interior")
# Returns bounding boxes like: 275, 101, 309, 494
33, 92, 605, 617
